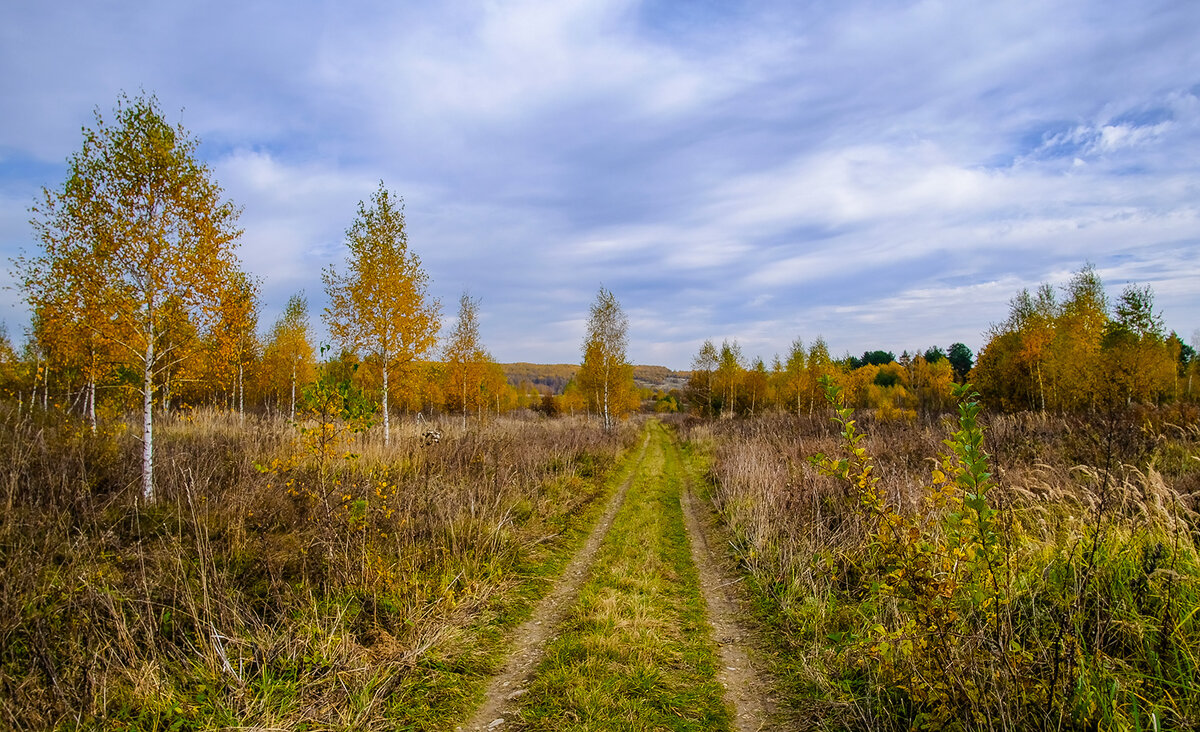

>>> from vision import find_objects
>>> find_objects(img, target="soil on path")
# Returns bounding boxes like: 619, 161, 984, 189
458, 437, 647, 732
679, 464, 779, 732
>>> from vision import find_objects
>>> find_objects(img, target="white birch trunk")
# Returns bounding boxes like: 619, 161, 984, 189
1037, 362, 1046, 412
602, 372, 611, 431
290, 361, 297, 420
88, 377, 97, 435
142, 336, 155, 502
32, 355, 41, 412
238, 362, 245, 422
382, 360, 390, 447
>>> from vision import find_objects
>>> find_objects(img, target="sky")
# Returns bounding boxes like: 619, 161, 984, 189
1, 1, 1198, 370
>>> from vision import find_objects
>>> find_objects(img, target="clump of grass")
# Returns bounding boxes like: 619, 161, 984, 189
0, 403, 636, 730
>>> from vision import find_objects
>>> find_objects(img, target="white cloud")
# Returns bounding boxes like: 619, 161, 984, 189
1, 1, 1199, 367
213, 150, 378, 289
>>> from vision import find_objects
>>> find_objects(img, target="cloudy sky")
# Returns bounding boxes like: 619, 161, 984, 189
1, 1, 1197, 369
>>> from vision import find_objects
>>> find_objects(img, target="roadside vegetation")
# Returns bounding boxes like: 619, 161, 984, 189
690, 390, 1200, 730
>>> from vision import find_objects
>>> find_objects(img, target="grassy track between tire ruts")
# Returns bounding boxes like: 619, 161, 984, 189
510, 422, 731, 731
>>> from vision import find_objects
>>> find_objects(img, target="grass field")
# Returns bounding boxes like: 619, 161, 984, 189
0, 407, 635, 730
3, 397, 1199, 731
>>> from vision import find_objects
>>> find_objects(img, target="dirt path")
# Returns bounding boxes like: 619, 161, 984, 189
678, 458, 777, 732
458, 436, 647, 732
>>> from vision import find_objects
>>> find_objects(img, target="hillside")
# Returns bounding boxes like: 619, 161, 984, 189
501, 363, 690, 394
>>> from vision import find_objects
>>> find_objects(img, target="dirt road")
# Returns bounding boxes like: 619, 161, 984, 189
459, 423, 778, 731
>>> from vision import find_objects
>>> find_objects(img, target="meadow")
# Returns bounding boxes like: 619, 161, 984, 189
0, 406, 634, 730
2, 391, 1199, 730
690, 391, 1200, 730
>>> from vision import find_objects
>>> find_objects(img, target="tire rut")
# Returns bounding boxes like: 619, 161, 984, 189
677, 444, 778, 732
458, 435, 648, 732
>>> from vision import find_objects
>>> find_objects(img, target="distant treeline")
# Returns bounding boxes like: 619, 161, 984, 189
501, 363, 688, 395
680, 264, 1195, 420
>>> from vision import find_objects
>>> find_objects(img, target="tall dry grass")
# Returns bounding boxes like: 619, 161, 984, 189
688, 402, 1200, 730
0, 404, 634, 729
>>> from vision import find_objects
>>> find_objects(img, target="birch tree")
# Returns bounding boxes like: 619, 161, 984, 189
715, 339, 744, 417
22, 93, 243, 501
578, 287, 633, 431
25, 275, 113, 432
782, 337, 807, 417
442, 292, 491, 428
210, 270, 260, 419
806, 336, 834, 415
1047, 264, 1108, 411
263, 293, 315, 419
688, 339, 719, 416
1102, 284, 1173, 405
323, 182, 440, 446
745, 356, 769, 415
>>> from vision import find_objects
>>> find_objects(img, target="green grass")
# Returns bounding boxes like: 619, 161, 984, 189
512, 422, 731, 731
417, 441, 650, 729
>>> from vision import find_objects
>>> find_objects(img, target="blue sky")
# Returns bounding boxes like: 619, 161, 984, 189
2, 1, 1198, 369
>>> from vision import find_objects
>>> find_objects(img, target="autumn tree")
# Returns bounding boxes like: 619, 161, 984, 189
714, 339, 745, 417
974, 329, 1027, 412
155, 295, 207, 412
578, 287, 633, 430
1102, 284, 1174, 405
262, 293, 315, 419
209, 270, 260, 419
23, 277, 114, 431
1167, 332, 1193, 401
1010, 284, 1057, 410
22, 93, 243, 501
744, 356, 769, 415
389, 360, 444, 415
323, 182, 440, 446
907, 351, 955, 414
0, 325, 18, 400
1046, 264, 1108, 411
442, 292, 492, 428
977, 278, 1072, 412
560, 377, 586, 416
687, 339, 720, 416
481, 361, 516, 417
805, 336, 834, 415
971, 265, 1193, 412
780, 337, 807, 416
1188, 330, 1200, 400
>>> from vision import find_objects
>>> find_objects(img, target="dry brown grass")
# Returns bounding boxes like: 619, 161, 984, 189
686, 403, 1200, 730
0, 404, 636, 730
